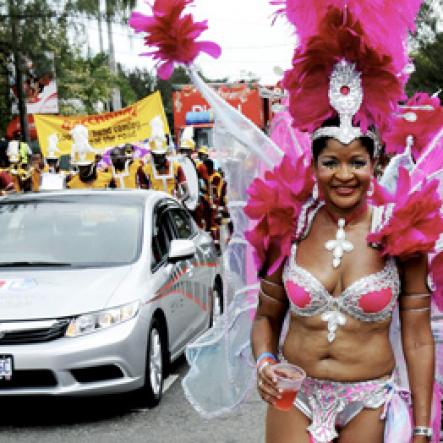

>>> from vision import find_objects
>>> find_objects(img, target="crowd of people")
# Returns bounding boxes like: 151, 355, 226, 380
0, 130, 232, 253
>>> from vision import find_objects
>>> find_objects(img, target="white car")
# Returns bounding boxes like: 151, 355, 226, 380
0, 190, 223, 406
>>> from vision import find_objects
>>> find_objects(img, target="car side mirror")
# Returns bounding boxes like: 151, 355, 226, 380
168, 239, 196, 263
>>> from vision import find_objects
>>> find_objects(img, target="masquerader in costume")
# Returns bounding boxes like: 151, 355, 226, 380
142, 116, 189, 199
67, 125, 112, 189
247, 1, 441, 442
109, 145, 144, 189
129, 1, 443, 442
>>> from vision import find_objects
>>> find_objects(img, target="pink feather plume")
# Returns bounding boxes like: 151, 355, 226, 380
411, 127, 443, 190
129, 0, 221, 80
430, 252, 443, 311
367, 167, 443, 257
384, 93, 443, 159
283, 8, 404, 133
244, 153, 314, 274
272, 0, 422, 71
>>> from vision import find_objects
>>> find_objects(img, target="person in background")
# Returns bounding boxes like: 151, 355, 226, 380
203, 158, 224, 252
142, 116, 189, 200
142, 140, 188, 198
0, 167, 15, 195
109, 145, 145, 189
67, 151, 112, 189
197, 145, 209, 164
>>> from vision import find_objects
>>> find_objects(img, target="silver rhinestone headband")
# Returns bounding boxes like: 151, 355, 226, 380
312, 60, 381, 157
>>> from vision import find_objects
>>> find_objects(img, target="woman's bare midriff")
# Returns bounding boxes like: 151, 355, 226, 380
282, 314, 395, 382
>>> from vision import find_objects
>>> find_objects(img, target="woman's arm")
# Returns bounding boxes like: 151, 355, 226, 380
400, 254, 434, 442
251, 244, 289, 405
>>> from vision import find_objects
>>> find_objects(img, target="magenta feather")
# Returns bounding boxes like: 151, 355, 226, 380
129, 0, 221, 80
273, 0, 422, 72
411, 128, 443, 190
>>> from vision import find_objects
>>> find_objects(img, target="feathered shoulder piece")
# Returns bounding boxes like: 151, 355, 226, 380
129, 0, 221, 79
367, 167, 443, 258
244, 154, 314, 275
383, 93, 443, 159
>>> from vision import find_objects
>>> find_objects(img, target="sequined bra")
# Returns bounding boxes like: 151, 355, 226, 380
282, 243, 401, 342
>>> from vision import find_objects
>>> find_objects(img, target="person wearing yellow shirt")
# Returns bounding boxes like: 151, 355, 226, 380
142, 116, 188, 199
109, 146, 144, 189
142, 148, 187, 197
67, 153, 112, 189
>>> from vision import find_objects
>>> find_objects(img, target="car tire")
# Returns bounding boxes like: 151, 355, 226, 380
210, 281, 224, 327
132, 318, 165, 408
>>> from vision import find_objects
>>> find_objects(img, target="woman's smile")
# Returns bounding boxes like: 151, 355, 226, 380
331, 185, 359, 197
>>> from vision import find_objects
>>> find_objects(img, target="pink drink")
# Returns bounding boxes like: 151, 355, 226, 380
272, 363, 306, 412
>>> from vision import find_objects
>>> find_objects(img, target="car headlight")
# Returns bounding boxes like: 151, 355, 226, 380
65, 300, 140, 337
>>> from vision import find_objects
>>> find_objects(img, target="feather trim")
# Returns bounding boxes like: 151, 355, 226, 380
283, 8, 404, 133
367, 167, 443, 257
272, 0, 422, 72
129, 0, 221, 80
244, 153, 314, 275
384, 93, 443, 159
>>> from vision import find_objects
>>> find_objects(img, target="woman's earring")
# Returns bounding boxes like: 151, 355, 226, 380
367, 180, 374, 197
312, 182, 319, 200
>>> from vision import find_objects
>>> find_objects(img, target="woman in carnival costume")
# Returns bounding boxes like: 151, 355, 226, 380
129, 1, 443, 442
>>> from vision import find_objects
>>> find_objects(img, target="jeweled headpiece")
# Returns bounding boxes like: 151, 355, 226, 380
274, 0, 423, 155
312, 60, 380, 155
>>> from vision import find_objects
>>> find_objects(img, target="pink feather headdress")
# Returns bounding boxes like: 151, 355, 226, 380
129, 0, 221, 80
274, 0, 423, 135
383, 93, 443, 159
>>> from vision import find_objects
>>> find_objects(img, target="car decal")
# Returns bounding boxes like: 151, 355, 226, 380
146, 261, 217, 310
0, 278, 37, 292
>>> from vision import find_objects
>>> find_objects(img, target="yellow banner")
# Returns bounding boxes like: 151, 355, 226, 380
34, 91, 169, 156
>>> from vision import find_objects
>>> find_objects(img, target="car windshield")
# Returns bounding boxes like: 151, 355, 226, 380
0, 198, 143, 267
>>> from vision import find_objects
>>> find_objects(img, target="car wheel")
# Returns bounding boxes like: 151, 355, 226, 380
133, 319, 165, 407
210, 282, 223, 327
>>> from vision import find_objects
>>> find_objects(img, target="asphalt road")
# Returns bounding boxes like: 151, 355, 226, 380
0, 357, 266, 443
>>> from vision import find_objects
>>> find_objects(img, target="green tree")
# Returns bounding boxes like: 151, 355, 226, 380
58, 52, 117, 114
406, 0, 443, 98
407, 33, 443, 98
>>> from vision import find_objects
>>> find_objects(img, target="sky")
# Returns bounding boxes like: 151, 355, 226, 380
90, 0, 296, 84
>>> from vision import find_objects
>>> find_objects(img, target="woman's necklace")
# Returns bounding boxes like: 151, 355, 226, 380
324, 204, 367, 269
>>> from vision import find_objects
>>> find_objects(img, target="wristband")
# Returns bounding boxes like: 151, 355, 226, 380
256, 352, 278, 367
413, 426, 432, 439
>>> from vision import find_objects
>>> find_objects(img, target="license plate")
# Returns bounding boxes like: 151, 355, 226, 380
0, 355, 13, 380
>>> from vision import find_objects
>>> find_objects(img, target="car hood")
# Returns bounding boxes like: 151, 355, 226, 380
0, 266, 132, 320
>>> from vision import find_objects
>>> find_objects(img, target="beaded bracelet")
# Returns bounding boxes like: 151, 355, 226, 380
256, 352, 278, 367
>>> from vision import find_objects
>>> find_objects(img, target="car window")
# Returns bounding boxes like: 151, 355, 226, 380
151, 210, 173, 269
169, 209, 195, 239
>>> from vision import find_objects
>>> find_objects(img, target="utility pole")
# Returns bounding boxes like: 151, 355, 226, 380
8, 0, 29, 142
105, 0, 121, 111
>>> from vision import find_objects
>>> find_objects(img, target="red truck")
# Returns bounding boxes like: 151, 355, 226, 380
172, 82, 279, 147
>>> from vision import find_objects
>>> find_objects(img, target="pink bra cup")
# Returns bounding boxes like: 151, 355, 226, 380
358, 287, 394, 314
285, 280, 394, 314
285, 280, 312, 308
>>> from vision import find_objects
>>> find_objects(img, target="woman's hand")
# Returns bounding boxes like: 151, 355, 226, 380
412, 436, 429, 443
257, 363, 281, 405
